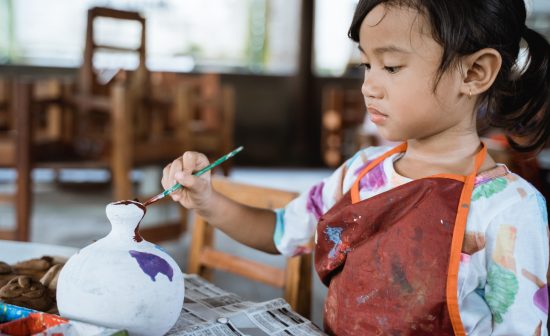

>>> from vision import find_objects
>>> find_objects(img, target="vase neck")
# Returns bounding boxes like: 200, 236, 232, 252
105, 201, 145, 241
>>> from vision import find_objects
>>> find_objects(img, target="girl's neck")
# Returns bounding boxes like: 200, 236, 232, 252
394, 133, 496, 179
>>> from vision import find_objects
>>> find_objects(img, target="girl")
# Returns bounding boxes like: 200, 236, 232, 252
162, 0, 550, 334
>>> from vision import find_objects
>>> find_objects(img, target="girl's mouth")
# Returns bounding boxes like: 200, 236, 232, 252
367, 107, 388, 124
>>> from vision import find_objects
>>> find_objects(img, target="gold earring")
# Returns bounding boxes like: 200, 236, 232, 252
468, 88, 472, 99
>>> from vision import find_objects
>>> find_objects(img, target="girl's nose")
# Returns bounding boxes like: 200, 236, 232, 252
361, 76, 382, 99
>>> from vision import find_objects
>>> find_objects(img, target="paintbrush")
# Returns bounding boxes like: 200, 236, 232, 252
142, 146, 244, 206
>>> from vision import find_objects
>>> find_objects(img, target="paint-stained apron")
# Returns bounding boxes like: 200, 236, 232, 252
315, 143, 486, 335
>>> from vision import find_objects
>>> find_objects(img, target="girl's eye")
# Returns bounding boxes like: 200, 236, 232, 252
384, 66, 401, 74
359, 63, 371, 71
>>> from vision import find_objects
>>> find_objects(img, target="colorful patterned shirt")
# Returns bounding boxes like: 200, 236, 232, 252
274, 145, 549, 335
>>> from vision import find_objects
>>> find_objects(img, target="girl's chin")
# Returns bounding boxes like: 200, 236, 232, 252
376, 130, 403, 143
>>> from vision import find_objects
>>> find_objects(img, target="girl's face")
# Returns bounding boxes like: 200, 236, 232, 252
359, 4, 472, 142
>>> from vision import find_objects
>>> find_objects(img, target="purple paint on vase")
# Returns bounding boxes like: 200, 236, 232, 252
354, 160, 386, 192
534, 285, 549, 314
129, 250, 174, 282
306, 182, 325, 220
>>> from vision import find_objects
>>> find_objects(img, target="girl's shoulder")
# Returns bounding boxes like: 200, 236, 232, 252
341, 145, 395, 181
473, 164, 542, 203
470, 164, 547, 229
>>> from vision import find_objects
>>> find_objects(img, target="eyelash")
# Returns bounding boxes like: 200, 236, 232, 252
359, 63, 371, 70
384, 66, 401, 74
359, 63, 401, 74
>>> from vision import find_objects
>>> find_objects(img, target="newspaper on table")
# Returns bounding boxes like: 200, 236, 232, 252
167, 274, 326, 336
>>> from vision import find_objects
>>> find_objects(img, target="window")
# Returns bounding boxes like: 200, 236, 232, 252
313, 0, 357, 77
1, 0, 301, 74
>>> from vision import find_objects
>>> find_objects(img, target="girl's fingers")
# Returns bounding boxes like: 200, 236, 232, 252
194, 152, 211, 171
161, 163, 171, 189
178, 152, 211, 191
168, 161, 184, 201
162, 159, 182, 201
162, 151, 211, 204
168, 159, 182, 185
174, 171, 204, 191
181, 152, 197, 175
182, 151, 211, 175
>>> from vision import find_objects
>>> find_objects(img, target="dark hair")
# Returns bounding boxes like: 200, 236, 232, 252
349, 0, 550, 152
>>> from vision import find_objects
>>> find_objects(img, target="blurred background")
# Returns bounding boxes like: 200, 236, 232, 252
0, 0, 365, 167
1, 0, 549, 165
0, 0, 549, 328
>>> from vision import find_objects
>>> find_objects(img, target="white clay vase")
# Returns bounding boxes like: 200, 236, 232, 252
56, 200, 184, 336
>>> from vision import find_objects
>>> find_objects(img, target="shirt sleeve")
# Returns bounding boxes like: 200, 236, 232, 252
273, 158, 356, 257
485, 192, 549, 335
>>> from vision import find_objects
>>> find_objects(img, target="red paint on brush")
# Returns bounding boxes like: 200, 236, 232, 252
142, 195, 160, 207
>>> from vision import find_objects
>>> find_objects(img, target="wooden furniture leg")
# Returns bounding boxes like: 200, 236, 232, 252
111, 82, 133, 201
14, 80, 32, 241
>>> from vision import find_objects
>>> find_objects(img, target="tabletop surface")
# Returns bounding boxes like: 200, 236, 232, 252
0, 240, 78, 264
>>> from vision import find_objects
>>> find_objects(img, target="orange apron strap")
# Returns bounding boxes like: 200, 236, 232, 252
351, 143, 407, 204
447, 143, 487, 336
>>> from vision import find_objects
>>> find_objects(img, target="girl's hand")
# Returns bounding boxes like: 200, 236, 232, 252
162, 151, 212, 211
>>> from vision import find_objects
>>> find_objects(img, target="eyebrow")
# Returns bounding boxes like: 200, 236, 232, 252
357, 45, 411, 55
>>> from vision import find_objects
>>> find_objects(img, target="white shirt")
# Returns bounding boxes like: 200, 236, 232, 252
274, 145, 549, 335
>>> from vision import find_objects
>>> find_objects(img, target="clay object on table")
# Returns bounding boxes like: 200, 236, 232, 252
12, 256, 53, 281
40, 264, 63, 294
56, 200, 185, 336
0, 261, 17, 288
0, 275, 53, 312
40, 263, 64, 314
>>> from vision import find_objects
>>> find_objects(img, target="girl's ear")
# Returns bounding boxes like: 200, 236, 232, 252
461, 48, 502, 97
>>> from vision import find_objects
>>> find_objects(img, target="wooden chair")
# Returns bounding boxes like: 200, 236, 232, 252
0, 9, 237, 243
66, 7, 194, 242
0, 8, 190, 243
0, 78, 74, 241
0, 80, 35, 241
188, 177, 312, 318
0, 79, 11, 131
151, 72, 236, 176
321, 86, 370, 167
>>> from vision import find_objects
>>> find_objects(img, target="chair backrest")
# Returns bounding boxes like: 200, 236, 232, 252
0, 78, 11, 132
0, 78, 14, 167
80, 7, 147, 97
188, 177, 312, 318
174, 74, 235, 175
321, 85, 368, 167
73, 7, 150, 160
